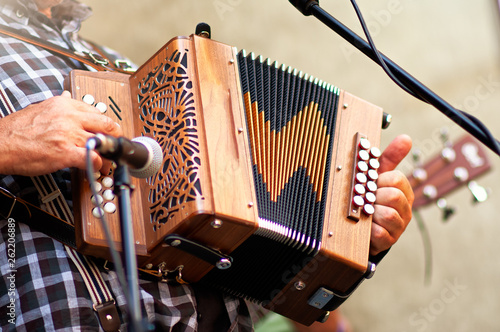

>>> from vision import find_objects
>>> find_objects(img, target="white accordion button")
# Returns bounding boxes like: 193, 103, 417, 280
92, 207, 104, 218
353, 195, 365, 207
355, 173, 368, 184
354, 184, 366, 196
102, 189, 115, 201
365, 192, 377, 204
91, 194, 104, 206
95, 102, 107, 114
82, 94, 95, 105
363, 204, 375, 215
92, 181, 102, 193
101, 177, 114, 188
366, 181, 378, 193
104, 202, 117, 214
367, 169, 379, 181
359, 138, 371, 150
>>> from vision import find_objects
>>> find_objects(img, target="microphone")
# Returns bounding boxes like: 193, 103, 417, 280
89, 133, 163, 178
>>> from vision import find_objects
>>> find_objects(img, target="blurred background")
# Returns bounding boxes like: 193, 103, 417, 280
80, 1, 500, 331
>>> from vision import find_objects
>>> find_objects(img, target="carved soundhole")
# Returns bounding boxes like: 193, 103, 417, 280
137, 48, 203, 231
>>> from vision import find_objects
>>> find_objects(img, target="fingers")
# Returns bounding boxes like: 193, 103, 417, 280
370, 170, 414, 255
378, 134, 412, 174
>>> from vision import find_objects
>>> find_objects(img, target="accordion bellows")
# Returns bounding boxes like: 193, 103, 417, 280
67, 34, 384, 325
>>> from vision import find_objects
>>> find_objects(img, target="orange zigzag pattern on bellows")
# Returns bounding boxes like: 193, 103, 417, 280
243, 92, 331, 203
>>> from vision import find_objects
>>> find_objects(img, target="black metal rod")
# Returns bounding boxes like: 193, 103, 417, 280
295, 1, 500, 157
114, 163, 143, 332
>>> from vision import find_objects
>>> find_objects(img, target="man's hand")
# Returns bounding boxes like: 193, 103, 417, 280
370, 134, 414, 255
0, 91, 122, 176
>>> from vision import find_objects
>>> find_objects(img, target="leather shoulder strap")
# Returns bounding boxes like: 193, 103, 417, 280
0, 23, 132, 74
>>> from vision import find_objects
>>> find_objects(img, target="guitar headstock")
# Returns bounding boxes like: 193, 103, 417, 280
408, 133, 492, 212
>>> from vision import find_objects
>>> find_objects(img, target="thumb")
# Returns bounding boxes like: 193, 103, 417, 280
61, 90, 72, 98
378, 134, 412, 174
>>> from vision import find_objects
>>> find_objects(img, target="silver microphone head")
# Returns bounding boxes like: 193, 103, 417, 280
129, 136, 163, 178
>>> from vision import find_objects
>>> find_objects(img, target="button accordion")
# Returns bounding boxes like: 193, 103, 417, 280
66, 34, 386, 325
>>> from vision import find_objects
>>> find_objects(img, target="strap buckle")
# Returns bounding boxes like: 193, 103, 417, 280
0, 187, 17, 219
115, 59, 135, 72
82, 51, 109, 67
93, 300, 121, 332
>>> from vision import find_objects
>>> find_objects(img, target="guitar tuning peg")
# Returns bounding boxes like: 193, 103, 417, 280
439, 127, 453, 147
436, 198, 456, 222
468, 181, 490, 204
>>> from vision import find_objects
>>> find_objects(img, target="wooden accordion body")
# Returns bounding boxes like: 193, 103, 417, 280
67, 35, 384, 325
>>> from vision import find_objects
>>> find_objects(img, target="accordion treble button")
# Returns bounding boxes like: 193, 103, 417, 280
355, 173, 367, 184
365, 192, 377, 204
359, 138, 371, 150
370, 147, 382, 158
367, 169, 379, 181
363, 204, 375, 215
358, 150, 370, 161
353, 195, 364, 207
354, 184, 366, 195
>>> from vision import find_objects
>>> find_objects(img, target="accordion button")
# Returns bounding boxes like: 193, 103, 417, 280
92, 207, 104, 218
355, 173, 368, 184
82, 94, 95, 105
104, 202, 117, 214
95, 102, 107, 114
103, 189, 115, 201
369, 159, 380, 170
91, 194, 103, 205
102, 177, 114, 188
367, 169, 379, 181
354, 184, 366, 195
365, 192, 377, 204
358, 150, 370, 161
366, 181, 378, 193
370, 147, 382, 158
353, 195, 364, 207
357, 161, 369, 173
92, 181, 102, 193
363, 204, 375, 215
359, 138, 371, 150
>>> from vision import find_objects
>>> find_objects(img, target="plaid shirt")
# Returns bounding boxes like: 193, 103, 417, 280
0, 1, 253, 331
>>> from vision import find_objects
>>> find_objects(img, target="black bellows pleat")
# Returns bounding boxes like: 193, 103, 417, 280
202, 50, 340, 303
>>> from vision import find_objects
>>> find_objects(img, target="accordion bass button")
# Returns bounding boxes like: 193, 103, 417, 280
82, 94, 95, 105
101, 177, 114, 188
103, 202, 117, 214
92, 207, 104, 218
91, 194, 103, 205
95, 102, 107, 114
102, 189, 115, 201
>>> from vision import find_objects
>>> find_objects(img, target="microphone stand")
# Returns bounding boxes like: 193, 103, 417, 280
289, 0, 500, 157
113, 163, 144, 332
